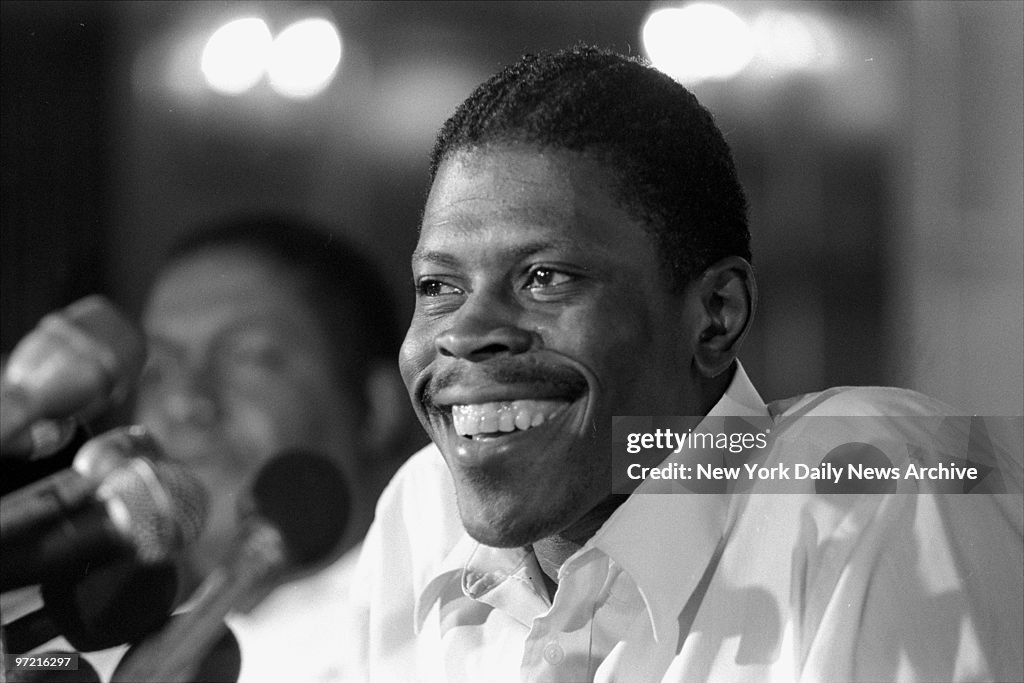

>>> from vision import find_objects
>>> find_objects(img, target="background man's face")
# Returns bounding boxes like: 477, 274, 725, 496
400, 145, 702, 548
134, 247, 359, 577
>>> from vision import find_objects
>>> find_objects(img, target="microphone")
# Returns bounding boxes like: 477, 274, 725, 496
2, 557, 179, 654
1, 426, 160, 542
0, 453, 208, 592
112, 450, 350, 683
1, 296, 146, 458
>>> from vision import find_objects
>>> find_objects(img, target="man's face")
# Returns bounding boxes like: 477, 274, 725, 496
134, 248, 359, 577
400, 145, 705, 548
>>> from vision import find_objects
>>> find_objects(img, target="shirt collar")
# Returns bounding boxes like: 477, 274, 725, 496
706, 361, 768, 421
583, 362, 769, 641
414, 362, 770, 637
414, 534, 476, 632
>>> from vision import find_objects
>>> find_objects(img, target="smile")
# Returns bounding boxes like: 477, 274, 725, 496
452, 399, 571, 437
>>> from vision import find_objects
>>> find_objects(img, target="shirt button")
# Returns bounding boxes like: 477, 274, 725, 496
543, 642, 564, 665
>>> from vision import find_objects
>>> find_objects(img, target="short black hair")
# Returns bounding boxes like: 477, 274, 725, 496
163, 214, 400, 396
429, 44, 750, 292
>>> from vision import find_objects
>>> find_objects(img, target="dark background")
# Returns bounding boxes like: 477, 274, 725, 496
2, 0, 1022, 415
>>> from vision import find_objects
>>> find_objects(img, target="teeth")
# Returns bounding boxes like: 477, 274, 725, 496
452, 399, 569, 437
479, 410, 498, 434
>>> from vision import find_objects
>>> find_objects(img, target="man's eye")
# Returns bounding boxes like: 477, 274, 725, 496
525, 267, 573, 290
417, 279, 462, 297
226, 345, 288, 372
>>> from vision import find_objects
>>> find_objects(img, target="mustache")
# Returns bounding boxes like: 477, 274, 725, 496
424, 357, 588, 405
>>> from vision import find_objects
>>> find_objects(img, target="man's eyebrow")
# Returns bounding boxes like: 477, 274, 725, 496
410, 249, 461, 267
412, 239, 585, 267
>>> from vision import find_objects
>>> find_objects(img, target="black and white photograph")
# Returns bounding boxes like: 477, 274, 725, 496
2, 2, 1021, 681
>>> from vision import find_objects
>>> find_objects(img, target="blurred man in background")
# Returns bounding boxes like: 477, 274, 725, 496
129, 214, 414, 681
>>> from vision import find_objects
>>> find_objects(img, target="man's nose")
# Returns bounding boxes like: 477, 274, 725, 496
156, 361, 219, 427
434, 294, 536, 361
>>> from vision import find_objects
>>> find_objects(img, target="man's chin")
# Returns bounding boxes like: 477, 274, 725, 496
461, 517, 553, 549
456, 494, 572, 549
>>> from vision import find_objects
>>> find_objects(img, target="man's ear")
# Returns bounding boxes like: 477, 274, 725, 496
692, 256, 757, 378
360, 362, 412, 457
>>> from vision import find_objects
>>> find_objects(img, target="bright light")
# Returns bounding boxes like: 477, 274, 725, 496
751, 10, 838, 74
268, 18, 342, 99
200, 17, 272, 95
642, 4, 754, 85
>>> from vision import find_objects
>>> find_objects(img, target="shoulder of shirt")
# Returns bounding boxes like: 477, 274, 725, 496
369, 441, 464, 564
380, 441, 452, 499
767, 385, 962, 419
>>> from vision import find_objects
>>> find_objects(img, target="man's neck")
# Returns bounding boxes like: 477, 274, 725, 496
529, 368, 737, 598
531, 494, 629, 599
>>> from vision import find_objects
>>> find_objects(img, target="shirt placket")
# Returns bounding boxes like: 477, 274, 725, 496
519, 553, 620, 683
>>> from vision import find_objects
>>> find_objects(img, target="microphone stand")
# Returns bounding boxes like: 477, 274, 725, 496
112, 524, 284, 683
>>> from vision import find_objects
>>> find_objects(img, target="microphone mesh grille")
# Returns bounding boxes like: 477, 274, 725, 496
98, 459, 208, 563
152, 461, 209, 545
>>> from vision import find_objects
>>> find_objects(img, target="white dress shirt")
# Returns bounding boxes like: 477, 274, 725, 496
350, 364, 1023, 682
227, 545, 359, 683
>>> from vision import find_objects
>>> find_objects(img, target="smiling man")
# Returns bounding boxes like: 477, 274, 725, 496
404, 145, 740, 557
352, 46, 1023, 682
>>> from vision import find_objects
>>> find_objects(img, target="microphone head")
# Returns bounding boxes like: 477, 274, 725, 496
1, 296, 146, 455
39, 558, 180, 652
157, 462, 209, 546
249, 450, 351, 568
60, 295, 147, 392
97, 457, 209, 563
72, 425, 161, 483
2, 296, 145, 420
